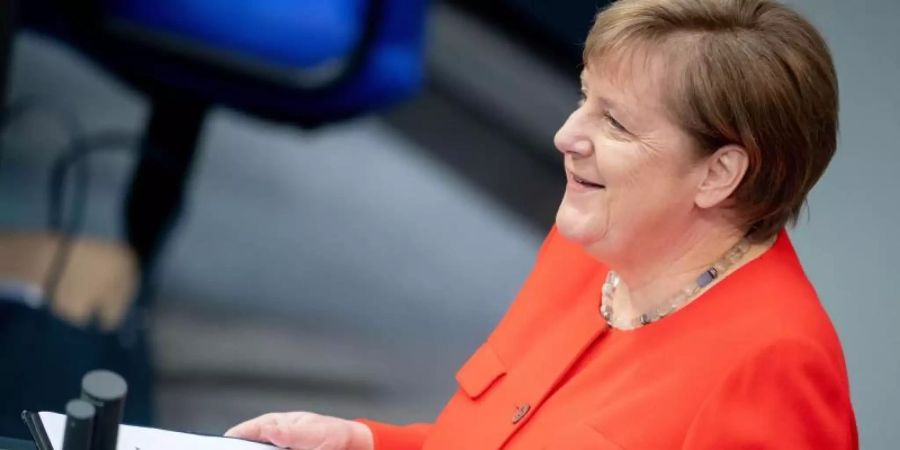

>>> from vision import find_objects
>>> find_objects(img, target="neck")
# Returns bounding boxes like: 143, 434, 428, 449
609, 220, 759, 318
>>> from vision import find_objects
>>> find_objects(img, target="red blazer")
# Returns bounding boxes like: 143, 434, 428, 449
360, 228, 858, 449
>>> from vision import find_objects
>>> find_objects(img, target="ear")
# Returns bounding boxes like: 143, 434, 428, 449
694, 144, 749, 209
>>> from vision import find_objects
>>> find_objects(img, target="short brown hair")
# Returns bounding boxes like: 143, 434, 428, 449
585, 0, 839, 241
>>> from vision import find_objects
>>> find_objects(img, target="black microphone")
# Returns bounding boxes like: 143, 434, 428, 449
80, 370, 127, 450
62, 400, 95, 450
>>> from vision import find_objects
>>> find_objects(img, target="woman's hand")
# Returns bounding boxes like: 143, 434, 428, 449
225, 411, 374, 450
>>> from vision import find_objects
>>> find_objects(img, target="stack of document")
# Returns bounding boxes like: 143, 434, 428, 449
35, 412, 278, 450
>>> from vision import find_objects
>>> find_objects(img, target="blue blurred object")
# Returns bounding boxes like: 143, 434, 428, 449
99, 0, 428, 121
24, 0, 429, 124
4, 0, 430, 431
109, 0, 369, 69
16, 0, 429, 268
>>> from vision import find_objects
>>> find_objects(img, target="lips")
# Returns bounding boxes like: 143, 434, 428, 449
571, 172, 605, 189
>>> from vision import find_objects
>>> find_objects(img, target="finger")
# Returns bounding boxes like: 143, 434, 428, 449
258, 421, 297, 449
225, 413, 280, 440
267, 413, 320, 449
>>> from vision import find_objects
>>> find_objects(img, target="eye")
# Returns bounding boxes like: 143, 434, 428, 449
603, 112, 627, 133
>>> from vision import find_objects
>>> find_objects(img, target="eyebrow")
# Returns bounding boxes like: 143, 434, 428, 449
579, 72, 616, 106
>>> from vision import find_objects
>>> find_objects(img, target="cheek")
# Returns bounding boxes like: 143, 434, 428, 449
599, 143, 653, 193
606, 150, 697, 222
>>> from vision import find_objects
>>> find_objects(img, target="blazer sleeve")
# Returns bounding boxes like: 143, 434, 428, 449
681, 339, 858, 449
354, 419, 432, 450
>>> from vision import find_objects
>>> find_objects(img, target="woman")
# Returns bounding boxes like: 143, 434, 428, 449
226, 0, 858, 448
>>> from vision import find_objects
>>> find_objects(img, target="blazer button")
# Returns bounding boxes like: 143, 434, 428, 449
512, 404, 531, 424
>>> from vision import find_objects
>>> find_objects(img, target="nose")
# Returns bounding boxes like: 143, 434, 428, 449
554, 111, 593, 158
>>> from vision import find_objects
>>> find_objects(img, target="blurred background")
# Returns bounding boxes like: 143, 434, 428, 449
0, 0, 897, 448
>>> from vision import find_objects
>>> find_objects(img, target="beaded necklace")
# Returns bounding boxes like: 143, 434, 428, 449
600, 239, 750, 330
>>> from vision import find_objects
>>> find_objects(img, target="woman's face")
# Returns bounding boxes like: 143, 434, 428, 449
554, 52, 708, 262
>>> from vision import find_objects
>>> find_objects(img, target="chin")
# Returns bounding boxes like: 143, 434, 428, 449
555, 205, 606, 247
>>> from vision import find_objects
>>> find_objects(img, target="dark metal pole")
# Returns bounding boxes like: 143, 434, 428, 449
124, 91, 209, 281
0, 0, 17, 109
62, 400, 95, 450
80, 370, 127, 450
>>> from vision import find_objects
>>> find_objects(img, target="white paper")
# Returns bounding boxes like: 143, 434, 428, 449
39, 412, 278, 450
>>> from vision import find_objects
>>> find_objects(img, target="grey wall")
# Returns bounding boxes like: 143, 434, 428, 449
785, 1, 900, 448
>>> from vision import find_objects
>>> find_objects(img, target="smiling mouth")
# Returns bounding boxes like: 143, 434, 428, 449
572, 173, 605, 189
